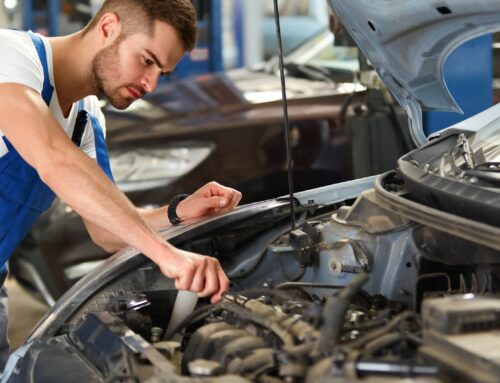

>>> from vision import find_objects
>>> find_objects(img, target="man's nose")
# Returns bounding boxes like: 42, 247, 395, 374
141, 70, 160, 94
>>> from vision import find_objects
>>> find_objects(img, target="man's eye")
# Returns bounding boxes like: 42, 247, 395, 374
144, 58, 154, 66
160, 72, 170, 78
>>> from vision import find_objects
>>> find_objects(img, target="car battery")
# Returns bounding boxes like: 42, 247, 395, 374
420, 296, 500, 383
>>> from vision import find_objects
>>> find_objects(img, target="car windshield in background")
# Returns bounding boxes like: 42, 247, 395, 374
262, 29, 361, 88
285, 29, 360, 72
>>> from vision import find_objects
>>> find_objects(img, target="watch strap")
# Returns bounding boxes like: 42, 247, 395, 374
167, 194, 189, 226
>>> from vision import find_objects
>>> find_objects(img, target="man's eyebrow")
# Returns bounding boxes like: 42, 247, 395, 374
144, 49, 165, 69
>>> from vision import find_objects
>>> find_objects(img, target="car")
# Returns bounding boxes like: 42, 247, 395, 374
10, 28, 412, 306
8, 1, 500, 381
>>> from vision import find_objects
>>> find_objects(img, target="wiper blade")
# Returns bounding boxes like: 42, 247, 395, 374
281, 62, 336, 84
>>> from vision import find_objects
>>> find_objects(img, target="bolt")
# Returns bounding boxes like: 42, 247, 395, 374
151, 327, 163, 343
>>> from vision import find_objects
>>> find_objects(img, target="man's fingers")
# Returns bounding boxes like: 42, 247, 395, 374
211, 264, 230, 303
163, 250, 229, 303
175, 264, 195, 291
200, 196, 227, 209
218, 189, 242, 214
189, 259, 206, 293
227, 189, 242, 209
198, 260, 219, 298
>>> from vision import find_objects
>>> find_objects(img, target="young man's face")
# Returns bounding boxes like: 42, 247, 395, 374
91, 20, 186, 109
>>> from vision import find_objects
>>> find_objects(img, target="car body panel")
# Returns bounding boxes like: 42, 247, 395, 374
327, 0, 500, 145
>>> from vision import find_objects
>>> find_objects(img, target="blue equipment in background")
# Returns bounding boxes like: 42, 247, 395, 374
172, 0, 223, 78
424, 35, 493, 135
23, 0, 59, 36
22, 0, 223, 79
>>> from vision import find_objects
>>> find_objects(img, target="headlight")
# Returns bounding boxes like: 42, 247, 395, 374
109, 144, 214, 192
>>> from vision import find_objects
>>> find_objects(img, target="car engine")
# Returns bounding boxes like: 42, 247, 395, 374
8, 178, 500, 383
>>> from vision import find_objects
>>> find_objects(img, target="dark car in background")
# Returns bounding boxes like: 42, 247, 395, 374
10, 29, 411, 305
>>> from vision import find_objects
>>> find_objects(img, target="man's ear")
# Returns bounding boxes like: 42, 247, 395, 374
97, 12, 121, 46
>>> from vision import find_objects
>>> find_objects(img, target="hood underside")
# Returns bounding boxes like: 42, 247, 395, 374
327, 0, 500, 146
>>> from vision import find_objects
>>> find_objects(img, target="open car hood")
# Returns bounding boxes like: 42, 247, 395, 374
327, 0, 500, 146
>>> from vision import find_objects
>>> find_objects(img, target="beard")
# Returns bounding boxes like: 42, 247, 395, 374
90, 37, 135, 110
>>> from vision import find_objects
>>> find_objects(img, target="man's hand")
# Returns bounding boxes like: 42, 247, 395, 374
159, 246, 229, 303
176, 181, 242, 223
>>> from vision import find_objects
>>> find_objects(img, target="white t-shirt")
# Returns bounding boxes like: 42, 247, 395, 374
0, 29, 105, 159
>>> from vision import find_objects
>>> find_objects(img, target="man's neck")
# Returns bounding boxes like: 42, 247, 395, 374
49, 32, 97, 117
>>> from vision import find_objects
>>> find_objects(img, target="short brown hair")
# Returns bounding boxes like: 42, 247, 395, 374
82, 0, 197, 51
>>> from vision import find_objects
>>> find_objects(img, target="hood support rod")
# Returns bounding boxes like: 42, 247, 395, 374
273, 0, 297, 230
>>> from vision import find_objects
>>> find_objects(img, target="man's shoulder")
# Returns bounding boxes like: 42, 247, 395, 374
0, 29, 33, 50
0, 29, 27, 39
0, 29, 37, 55
0, 29, 43, 92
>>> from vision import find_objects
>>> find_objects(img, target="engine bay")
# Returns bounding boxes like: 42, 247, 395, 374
8, 181, 500, 383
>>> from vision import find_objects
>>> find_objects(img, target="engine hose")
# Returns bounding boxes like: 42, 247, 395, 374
342, 311, 416, 351
165, 302, 225, 340
313, 273, 368, 356
258, 374, 283, 383
227, 348, 276, 378
220, 301, 295, 347
361, 333, 402, 355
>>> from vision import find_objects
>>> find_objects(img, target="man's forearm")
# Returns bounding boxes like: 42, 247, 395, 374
85, 206, 170, 252
43, 147, 173, 262
138, 206, 170, 231
0, 85, 174, 266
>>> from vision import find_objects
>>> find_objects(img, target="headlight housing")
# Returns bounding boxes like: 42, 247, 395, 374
109, 143, 214, 192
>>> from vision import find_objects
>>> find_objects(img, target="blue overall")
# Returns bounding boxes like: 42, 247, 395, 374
0, 31, 114, 271
0, 32, 113, 371
0, 31, 114, 372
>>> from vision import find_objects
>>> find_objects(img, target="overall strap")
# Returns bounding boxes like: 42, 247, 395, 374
27, 31, 113, 182
76, 100, 115, 182
26, 31, 53, 106
0, 31, 59, 268
1, 30, 56, 156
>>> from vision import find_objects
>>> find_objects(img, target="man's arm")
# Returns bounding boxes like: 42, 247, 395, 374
84, 182, 243, 252
0, 83, 229, 302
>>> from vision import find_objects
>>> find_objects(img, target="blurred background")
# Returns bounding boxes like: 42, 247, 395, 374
0, 0, 330, 74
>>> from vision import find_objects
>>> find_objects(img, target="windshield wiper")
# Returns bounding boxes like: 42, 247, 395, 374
281, 62, 336, 84
264, 56, 338, 84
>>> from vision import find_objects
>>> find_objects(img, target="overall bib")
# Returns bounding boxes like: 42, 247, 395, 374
0, 31, 114, 369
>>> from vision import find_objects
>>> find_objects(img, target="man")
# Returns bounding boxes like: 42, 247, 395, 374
0, 0, 241, 368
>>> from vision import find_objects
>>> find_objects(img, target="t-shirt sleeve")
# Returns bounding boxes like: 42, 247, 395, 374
0, 30, 43, 94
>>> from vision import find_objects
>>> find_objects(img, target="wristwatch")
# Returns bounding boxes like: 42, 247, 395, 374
167, 194, 189, 226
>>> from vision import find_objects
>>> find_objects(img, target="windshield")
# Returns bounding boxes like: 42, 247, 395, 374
285, 29, 360, 72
